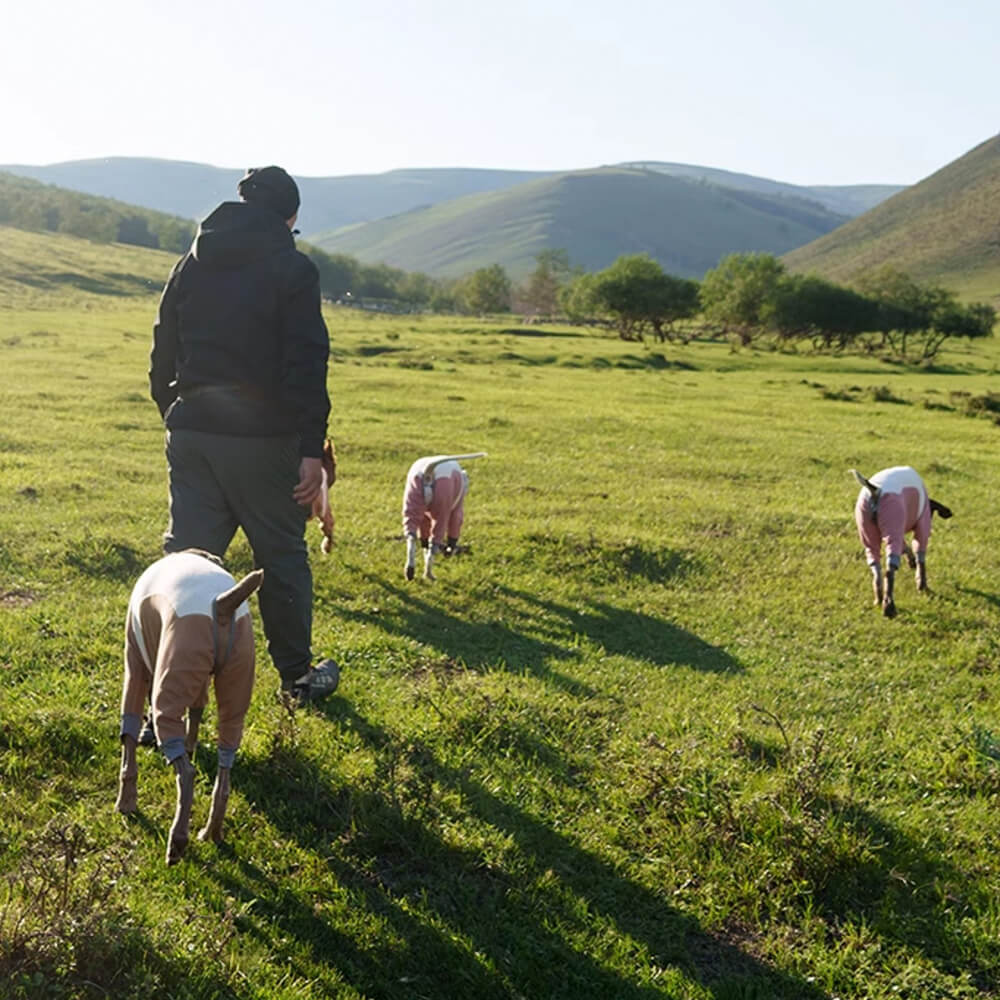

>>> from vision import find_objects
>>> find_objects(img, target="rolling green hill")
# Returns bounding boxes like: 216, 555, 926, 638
310, 167, 850, 279
784, 134, 1000, 304
0, 225, 174, 308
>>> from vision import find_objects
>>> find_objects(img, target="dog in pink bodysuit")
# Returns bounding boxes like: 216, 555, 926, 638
402, 453, 486, 580
115, 550, 263, 864
852, 466, 952, 618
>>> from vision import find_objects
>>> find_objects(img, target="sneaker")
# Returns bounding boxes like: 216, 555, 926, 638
138, 716, 157, 748
291, 659, 341, 704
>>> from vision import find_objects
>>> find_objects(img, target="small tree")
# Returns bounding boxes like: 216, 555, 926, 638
853, 266, 992, 362
460, 264, 512, 314
559, 272, 602, 325
590, 254, 699, 342
700, 252, 786, 345
920, 298, 996, 361
769, 274, 880, 350
522, 249, 572, 318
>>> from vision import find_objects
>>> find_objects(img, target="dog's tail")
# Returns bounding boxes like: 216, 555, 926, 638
214, 569, 264, 625
423, 452, 488, 478
850, 468, 880, 497
929, 498, 953, 519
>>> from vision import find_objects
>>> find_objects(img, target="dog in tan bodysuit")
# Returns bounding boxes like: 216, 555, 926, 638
115, 550, 262, 864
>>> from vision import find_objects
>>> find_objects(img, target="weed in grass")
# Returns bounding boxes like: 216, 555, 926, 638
0, 823, 135, 990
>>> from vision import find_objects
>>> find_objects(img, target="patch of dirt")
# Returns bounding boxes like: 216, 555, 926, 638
0, 588, 38, 607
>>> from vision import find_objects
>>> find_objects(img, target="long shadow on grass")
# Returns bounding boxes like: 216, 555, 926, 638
340, 573, 739, 686
228, 740, 659, 999
223, 704, 828, 1000
339, 575, 594, 696
493, 584, 742, 673
797, 794, 994, 990
956, 585, 1000, 612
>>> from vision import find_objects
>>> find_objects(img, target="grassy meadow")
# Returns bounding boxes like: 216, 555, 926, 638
2, 239, 1000, 998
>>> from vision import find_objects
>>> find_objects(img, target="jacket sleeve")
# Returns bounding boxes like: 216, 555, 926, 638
149, 256, 186, 418
281, 254, 331, 458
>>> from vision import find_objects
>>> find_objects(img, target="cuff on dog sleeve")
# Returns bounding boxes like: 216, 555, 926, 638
160, 737, 187, 763
121, 713, 142, 741
217, 746, 236, 770
888, 554, 901, 570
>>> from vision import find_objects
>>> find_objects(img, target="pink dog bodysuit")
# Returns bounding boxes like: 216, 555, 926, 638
402, 456, 469, 546
120, 552, 255, 769
854, 465, 932, 570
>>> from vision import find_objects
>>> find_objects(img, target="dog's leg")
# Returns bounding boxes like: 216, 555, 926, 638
197, 766, 231, 844
916, 554, 928, 592
166, 755, 196, 865
869, 563, 883, 607
423, 541, 438, 581
185, 707, 204, 758
882, 566, 897, 618
114, 735, 138, 814
404, 533, 417, 581
904, 541, 917, 570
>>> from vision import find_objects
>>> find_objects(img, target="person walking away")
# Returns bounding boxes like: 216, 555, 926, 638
149, 165, 339, 708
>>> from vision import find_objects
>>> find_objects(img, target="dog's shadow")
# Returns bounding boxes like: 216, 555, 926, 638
334, 573, 742, 683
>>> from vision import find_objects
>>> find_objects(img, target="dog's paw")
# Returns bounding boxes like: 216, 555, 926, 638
166, 835, 188, 866
114, 782, 137, 815
197, 821, 224, 844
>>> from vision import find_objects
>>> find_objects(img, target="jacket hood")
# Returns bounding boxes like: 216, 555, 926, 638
192, 201, 294, 267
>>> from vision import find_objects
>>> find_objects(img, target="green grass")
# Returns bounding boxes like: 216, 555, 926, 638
0, 225, 175, 307
2, 288, 1000, 998
784, 134, 1000, 308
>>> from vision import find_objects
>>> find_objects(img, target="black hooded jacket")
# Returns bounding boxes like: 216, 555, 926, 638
150, 201, 330, 457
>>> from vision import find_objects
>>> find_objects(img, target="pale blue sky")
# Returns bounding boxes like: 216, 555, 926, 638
2, 0, 996, 185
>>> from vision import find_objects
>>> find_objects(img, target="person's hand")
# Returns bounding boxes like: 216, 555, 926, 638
293, 456, 324, 507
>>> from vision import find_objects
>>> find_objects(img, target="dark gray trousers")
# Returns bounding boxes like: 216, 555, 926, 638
163, 429, 312, 687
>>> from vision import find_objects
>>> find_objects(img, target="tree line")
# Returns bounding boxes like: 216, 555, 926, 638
0, 171, 196, 254
309, 243, 995, 365
548, 250, 995, 363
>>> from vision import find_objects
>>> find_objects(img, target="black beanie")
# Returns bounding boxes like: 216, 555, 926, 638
237, 165, 300, 219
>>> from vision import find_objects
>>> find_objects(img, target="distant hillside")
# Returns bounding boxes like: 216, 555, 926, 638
0, 157, 901, 244
621, 161, 903, 216
0, 225, 174, 307
784, 134, 1000, 305
0, 170, 195, 254
0, 158, 558, 235
309, 167, 850, 279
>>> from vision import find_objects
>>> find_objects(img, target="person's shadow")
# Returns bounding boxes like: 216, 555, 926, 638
219, 701, 830, 999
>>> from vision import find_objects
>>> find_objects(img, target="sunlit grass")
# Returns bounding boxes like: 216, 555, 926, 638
2, 294, 999, 999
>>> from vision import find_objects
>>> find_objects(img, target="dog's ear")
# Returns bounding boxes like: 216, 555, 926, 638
322, 439, 337, 485
929, 498, 953, 519
214, 569, 264, 625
